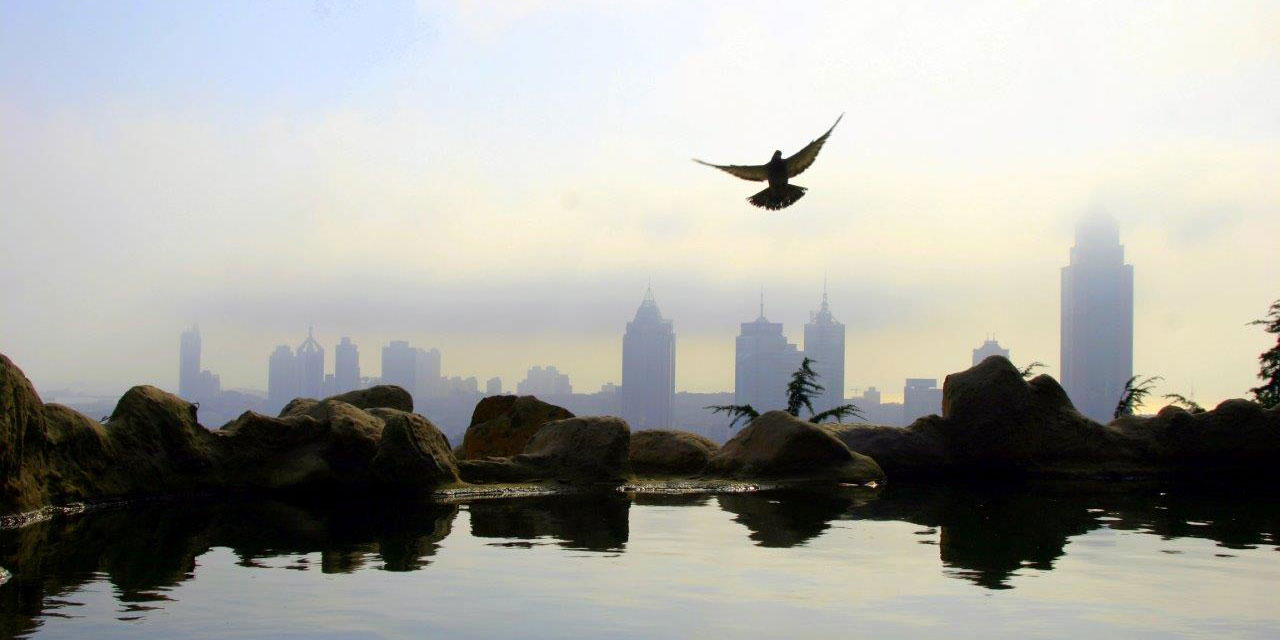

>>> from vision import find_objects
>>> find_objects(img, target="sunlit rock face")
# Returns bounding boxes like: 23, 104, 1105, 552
458, 395, 574, 460
458, 415, 632, 484
830, 355, 1280, 479
629, 429, 718, 477
705, 410, 884, 484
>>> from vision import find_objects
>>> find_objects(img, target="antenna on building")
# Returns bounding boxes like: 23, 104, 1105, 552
759, 286, 765, 319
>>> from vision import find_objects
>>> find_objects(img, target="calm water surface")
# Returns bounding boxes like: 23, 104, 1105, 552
1, 484, 1277, 639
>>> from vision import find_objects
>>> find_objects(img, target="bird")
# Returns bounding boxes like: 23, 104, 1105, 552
694, 114, 843, 210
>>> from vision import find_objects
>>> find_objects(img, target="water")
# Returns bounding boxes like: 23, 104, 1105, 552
1, 483, 1277, 639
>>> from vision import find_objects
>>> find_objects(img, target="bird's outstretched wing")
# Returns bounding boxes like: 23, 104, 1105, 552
693, 159, 768, 182
784, 113, 843, 178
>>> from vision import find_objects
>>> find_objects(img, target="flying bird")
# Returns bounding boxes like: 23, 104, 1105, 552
695, 114, 843, 210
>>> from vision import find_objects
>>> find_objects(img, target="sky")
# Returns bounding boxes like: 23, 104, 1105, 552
1, 0, 1277, 406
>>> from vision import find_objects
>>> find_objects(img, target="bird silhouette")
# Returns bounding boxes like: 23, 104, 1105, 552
695, 114, 843, 210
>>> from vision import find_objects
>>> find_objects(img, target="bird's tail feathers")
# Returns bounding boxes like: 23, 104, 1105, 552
748, 184, 806, 211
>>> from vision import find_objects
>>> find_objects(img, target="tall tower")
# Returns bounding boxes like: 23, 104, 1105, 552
1061, 214, 1134, 423
268, 345, 299, 409
296, 326, 325, 399
335, 336, 360, 393
735, 294, 803, 413
972, 338, 1010, 367
621, 287, 676, 429
178, 324, 201, 400
803, 283, 845, 411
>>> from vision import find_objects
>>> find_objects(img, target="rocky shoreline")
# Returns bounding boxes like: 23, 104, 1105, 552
3, 351, 1277, 528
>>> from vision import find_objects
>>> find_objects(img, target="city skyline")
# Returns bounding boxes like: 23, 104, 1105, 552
4, 3, 1275, 409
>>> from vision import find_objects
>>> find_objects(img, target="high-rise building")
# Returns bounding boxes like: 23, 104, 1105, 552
803, 286, 845, 411
518, 365, 573, 396
622, 290, 680, 430
972, 338, 1010, 367
903, 378, 942, 424
335, 336, 360, 393
268, 345, 299, 409
735, 297, 803, 413
485, 376, 503, 395
179, 324, 201, 400
621, 288, 676, 429
381, 341, 442, 403
1061, 214, 1134, 423
296, 327, 325, 400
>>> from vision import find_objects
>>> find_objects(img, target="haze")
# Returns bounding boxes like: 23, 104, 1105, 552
2, 1, 1277, 406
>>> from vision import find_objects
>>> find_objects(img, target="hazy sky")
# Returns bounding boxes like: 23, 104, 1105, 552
2, 1, 1277, 406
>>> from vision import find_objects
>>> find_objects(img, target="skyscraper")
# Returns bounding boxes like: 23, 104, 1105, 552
621, 288, 675, 429
517, 365, 573, 396
803, 285, 845, 411
972, 338, 1010, 366
296, 326, 325, 400
268, 345, 299, 409
381, 340, 441, 404
179, 324, 201, 400
903, 378, 942, 424
335, 336, 360, 393
735, 296, 803, 413
1061, 214, 1134, 423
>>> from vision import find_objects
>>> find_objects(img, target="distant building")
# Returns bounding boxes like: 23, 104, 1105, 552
1061, 214, 1134, 422
517, 365, 572, 396
381, 341, 441, 404
621, 288, 676, 429
296, 327, 325, 400
335, 337, 360, 394
903, 378, 942, 424
735, 297, 803, 413
485, 376, 503, 395
803, 286, 845, 412
848, 386, 905, 426
179, 324, 201, 399
442, 375, 479, 395
267, 345, 299, 409
972, 338, 1010, 367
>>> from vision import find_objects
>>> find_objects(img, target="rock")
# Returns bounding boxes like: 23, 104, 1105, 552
516, 416, 631, 482
0, 354, 46, 485
705, 411, 884, 483
369, 409, 460, 489
278, 385, 412, 419
459, 395, 574, 460
825, 418, 949, 478
103, 385, 220, 488
629, 429, 718, 476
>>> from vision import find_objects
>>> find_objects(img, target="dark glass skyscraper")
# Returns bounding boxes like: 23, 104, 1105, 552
621, 288, 675, 429
1061, 214, 1134, 423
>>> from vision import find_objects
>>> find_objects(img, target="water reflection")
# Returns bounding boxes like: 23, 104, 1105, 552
468, 494, 630, 552
0, 483, 1276, 635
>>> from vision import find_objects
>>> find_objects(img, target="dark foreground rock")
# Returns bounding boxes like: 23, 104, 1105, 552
459, 416, 631, 484
0, 352, 459, 513
459, 395, 574, 460
629, 429, 718, 476
828, 356, 1280, 479
705, 411, 885, 484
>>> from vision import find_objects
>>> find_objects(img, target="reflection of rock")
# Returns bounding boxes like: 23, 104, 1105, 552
459, 396, 574, 460
467, 494, 630, 551
459, 416, 632, 484
829, 356, 1280, 479
706, 411, 884, 483
0, 353, 461, 513
630, 430, 718, 476
0, 496, 458, 636
717, 487, 879, 547
631, 493, 712, 507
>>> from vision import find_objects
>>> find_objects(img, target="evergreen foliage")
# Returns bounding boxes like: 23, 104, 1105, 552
1248, 299, 1280, 409
707, 357, 863, 428
1114, 375, 1163, 419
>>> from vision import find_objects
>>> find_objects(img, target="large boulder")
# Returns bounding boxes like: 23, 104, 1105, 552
458, 415, 631, 484
629, 429, 718, 476
705, 411, 884, 484
278, 384, 412, 419
369, 409, 460, 489
0, 354, 51, 509
826, 418, 949, 478
458, 395, 574, 460
103, 385, 220, 489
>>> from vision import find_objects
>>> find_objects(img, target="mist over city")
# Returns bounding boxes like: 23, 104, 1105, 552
2, 2, 1279, 639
